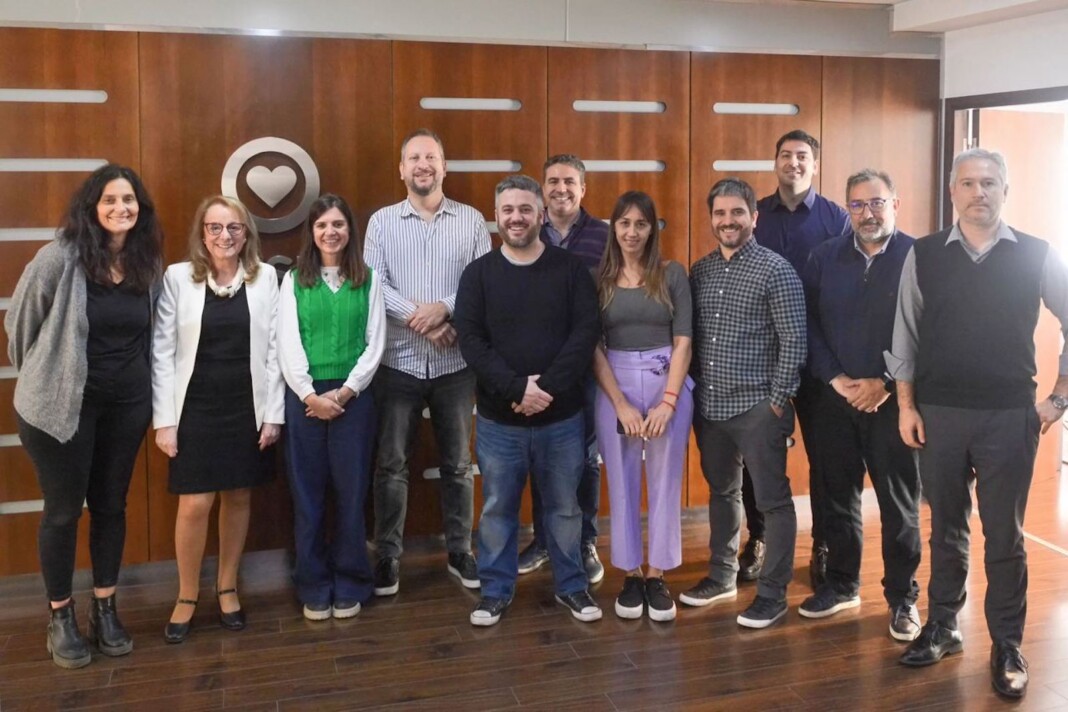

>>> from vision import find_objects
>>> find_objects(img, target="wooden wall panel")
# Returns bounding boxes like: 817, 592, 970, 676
391, 42, 548, 535
547, 48, 690, 265
821, 57, 940, 237
0, 29, 141, 228
392, 41, 548, 219
0, 25, 945, 573
138, 33, 395, 559
690, 53, 824, 262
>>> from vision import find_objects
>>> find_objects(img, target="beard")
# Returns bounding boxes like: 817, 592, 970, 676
406, 173, 440, 197
856, 220, 893, 244
500, 221, 540, 249
714, 224, 752, 249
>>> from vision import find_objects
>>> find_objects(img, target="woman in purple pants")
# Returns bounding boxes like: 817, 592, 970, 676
592, 191, 693, 622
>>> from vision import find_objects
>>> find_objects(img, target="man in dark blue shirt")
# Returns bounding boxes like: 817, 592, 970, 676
518, 155, 610, 584
741, 130, 849, 588
798, 169, 921, 644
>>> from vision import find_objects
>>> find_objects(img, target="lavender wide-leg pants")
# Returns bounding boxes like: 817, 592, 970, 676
595, 346, 693, 572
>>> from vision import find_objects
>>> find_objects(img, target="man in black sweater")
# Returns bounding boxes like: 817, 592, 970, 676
888, 149, 1068, 699
454, 174, 602, 627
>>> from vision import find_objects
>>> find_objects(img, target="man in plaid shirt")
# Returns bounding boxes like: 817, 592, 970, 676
680, 177, 807, 629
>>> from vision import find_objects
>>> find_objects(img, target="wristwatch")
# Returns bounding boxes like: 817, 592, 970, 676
881, 373, 896, 394
1049, 394, 1068, 411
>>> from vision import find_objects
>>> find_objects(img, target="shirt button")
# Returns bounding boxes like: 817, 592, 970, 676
709, 361, 714, 366
712, 337, 716, 342
719, 290, 724, 294
715, 313, 719, 318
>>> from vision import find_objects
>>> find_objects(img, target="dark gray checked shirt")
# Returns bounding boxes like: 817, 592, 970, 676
690, 237, 807, 421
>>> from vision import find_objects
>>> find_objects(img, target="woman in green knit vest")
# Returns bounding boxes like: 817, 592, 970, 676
278, 194, 385, 620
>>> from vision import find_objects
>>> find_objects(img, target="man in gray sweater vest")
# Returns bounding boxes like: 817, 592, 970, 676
886, 148, 1068, 699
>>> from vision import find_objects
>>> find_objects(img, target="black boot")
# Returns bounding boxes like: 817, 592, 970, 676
87, 593, 133, 656
47, 599, 92, 669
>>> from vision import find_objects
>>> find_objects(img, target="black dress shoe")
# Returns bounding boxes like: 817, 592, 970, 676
991, 643, 1028, 698
809, 542, 828, 590
164, 598, 198, 644
87, 593, 133, 656
738, 537, 766, 582
47, 599, 92, 669
899, 621, 964, 667
217, 587, 246, 631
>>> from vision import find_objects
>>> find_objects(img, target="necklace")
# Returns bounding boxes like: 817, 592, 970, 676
207, 263, 246, 298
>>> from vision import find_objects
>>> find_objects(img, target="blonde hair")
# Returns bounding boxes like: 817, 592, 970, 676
187, 195, 262, 283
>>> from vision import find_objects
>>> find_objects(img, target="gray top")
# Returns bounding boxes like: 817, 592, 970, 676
5, 240, 158, 442
885, 221, 1068, 382
602, 260, 692, 350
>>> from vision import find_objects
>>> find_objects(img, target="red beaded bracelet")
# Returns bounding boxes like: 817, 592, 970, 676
661, 400, 676, 411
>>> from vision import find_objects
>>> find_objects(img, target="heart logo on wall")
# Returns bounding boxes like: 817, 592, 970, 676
246, 165, 298, 209
221, 137, 321, 234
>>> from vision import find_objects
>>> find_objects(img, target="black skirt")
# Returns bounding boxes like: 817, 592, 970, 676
169, 286, 274, 495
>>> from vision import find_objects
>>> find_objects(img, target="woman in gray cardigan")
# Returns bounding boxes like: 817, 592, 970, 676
4, 164, 163, 669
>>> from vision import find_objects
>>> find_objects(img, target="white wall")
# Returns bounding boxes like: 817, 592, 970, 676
943, 7, 1068, 97
0, 0, 940, 58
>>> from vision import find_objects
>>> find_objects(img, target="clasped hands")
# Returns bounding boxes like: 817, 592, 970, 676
408, 301, 455, 349
304, 386, 355, 421
830, 375, 890, 413
512, 375, 553, 416
616, 399, 675, 439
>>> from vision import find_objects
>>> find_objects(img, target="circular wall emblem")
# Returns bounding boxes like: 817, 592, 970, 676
221, 137, 320, 233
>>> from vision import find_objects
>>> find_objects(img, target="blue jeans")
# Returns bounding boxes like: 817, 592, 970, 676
476, 412, 587, 601
284, 382, 376, 605
530, 375, 599, 547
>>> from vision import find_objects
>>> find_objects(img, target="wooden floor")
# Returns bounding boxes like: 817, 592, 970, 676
1, 465, 1067, 711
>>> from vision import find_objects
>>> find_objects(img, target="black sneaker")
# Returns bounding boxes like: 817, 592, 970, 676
889, 603, 922, 642
469, 597, 509, 627
678, 577, 737, 607
302, 601, 332, 621
332, 600, 361, 619
374, 557, 399, 596
738, 537, 766, 582
737, 595, 788, 629
517, 542, 550, 575
645, 577, 676, 622
582, 542, 605, 585
555, 590, 603, 622
614, 576, 645, 619
798, 587, 861, 619
447, 552, 480, 589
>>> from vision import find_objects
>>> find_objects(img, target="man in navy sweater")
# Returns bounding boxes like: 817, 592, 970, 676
798, 169, 921, 643
454, 174, 602, 627
888, 149, 1068, 698
517, 154, 609, 584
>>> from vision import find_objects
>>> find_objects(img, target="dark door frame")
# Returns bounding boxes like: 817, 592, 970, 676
942, 84, 1068, 227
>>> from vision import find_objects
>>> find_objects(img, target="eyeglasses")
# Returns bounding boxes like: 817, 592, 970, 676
204, 222, 247, 237
846, 198, 889, 215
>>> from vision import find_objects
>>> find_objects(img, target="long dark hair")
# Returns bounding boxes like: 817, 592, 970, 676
597, 191, 671, 312
294, 194, 368, 288
58, 163, 162, 292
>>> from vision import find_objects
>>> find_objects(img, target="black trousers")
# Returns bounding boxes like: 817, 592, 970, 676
743, 375, 823, 544
17, 393, 151, 601
808, 384, 921, 606
917, 403, 1039, 647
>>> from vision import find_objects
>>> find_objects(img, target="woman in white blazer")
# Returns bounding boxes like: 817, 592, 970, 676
152, 196, 284, 643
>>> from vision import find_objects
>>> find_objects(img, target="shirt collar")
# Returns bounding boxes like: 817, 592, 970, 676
767, 187, 816, 213
945, 220, 1015, 251
851, 230, 895, 260
400, 196, 456, 219
713, 235, 758, 261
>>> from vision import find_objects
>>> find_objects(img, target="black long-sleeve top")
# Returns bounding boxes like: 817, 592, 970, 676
454, 246, 600, 426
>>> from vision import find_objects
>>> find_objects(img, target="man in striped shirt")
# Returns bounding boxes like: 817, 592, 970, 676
364, 128, 492, 597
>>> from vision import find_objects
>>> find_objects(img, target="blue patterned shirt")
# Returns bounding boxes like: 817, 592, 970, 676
690, 237, 807, 421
